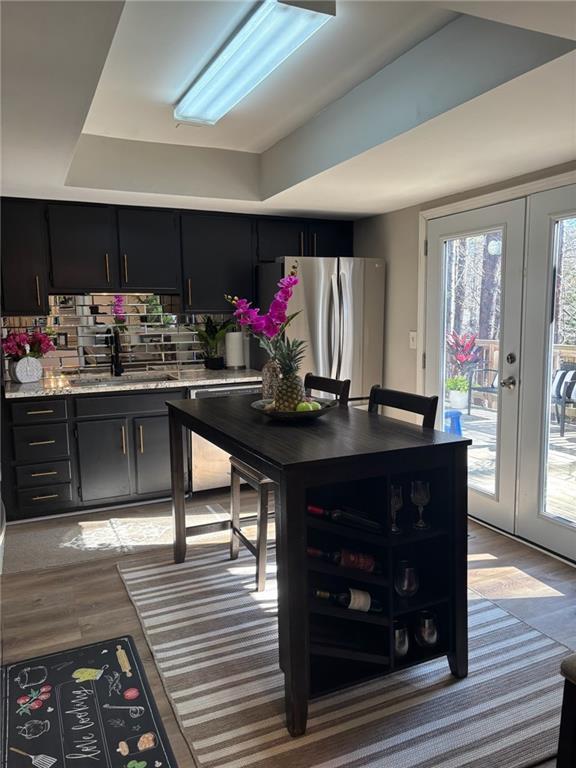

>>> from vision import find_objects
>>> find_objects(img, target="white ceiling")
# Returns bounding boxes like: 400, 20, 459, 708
83, 1, 455, 152
2, 1, 575, 218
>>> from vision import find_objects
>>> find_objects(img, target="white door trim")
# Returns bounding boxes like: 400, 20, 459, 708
416, 171, 576, 394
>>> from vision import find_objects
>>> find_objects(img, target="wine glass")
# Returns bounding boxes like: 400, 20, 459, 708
394, 560, 419, 598
390, 484, 403, 535
415, 611, 439, 648
393, 621, 410, 659
411, 480, 431, 530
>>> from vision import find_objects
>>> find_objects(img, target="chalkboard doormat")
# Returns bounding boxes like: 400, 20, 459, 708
3, 636, 178, 768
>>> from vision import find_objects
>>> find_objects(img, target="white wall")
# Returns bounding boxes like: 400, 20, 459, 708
354, 161, 576, 397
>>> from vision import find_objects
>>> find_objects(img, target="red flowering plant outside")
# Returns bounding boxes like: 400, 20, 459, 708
225, 264, 300, 358
2, 330, 55, 360
446, 331, 482, 377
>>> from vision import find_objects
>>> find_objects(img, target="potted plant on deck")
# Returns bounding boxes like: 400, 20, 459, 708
446, 331, 482, 409
197, 317, 233, 370
446, 375, 469, 410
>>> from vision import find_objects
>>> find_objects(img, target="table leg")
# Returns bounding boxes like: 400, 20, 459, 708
169, 410, 187, 564
277, 476, 309, 736
449, 445, 468, 679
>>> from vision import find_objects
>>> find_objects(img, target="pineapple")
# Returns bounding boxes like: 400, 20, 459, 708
273, 337, 306, 411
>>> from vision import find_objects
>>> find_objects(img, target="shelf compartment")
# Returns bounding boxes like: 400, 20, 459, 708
310, 643, 390, 667
307, 557, 389, 587
394, 596, 449, 617
309, 598, 390, 626
307, 516, 388, 546
389, 528, 449, 546
393, 646, 448, 672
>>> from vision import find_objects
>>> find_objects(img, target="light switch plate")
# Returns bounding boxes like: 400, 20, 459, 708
409, 331, 417, 350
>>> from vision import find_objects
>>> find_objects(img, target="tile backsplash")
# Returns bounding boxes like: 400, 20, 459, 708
2, 293, 233, 380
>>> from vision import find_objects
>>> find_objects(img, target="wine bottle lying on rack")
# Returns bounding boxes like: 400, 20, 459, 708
307, 546, 383, 574
307, 504, 384, 533
312, 587, 384, 614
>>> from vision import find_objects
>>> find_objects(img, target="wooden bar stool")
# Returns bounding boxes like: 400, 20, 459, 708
368, 385, 439, 428
229, 373, 351, 591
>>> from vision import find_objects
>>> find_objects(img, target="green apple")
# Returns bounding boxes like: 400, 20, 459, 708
296, 401, 313, 412
309, 401, 322, 411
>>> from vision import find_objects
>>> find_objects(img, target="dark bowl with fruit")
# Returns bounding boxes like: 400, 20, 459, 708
251, 397, 338, 421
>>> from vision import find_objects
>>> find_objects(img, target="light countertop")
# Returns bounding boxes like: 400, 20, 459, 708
3, 368, 262, 399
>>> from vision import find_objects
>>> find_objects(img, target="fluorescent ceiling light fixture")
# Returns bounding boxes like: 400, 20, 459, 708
174, 0, 335, 125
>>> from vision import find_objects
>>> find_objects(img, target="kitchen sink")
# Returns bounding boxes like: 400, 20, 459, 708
67, 372, 180, 387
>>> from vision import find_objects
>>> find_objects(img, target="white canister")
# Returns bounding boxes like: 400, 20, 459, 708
225, 331, 245, 369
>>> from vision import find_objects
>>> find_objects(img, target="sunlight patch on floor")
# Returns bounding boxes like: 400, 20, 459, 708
467, 553, 498, 562
468, 565, 565, 598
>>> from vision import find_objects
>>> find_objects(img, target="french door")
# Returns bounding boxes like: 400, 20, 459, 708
425, 186, 576, 562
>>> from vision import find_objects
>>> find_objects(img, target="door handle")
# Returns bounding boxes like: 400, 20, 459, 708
313, 232, 317, 257
500, 376, 516, 390
30, 470, 58, 478
28, 439, 56, 446
139, 424, 144, 454
105, 253, 110, 283
32, 494, 59, 502
299, 231, 304, 257
121, 425, 127, 455
123, 254, 129, 283
35, 275, 41, 307
187, 277, 192, 307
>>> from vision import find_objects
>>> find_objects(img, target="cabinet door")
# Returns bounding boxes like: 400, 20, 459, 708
48, 204, 118, 292
77, 418, 131, 501
308, 220, 354, 258
118, 209, 181, 292
257, 218, 307, 262
182, 213, 254, 311
1, 199, 49, 315
133, 415, 171, 495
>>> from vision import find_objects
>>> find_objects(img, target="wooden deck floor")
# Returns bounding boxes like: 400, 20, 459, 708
2, 493, 574, 767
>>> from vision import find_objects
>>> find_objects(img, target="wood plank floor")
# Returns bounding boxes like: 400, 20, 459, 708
2, 493, 573, 768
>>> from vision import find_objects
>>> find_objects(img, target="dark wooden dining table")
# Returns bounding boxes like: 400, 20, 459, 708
167, 394, 471, 736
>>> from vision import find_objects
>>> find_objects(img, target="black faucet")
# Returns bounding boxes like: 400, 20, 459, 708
106, 327, 125, 377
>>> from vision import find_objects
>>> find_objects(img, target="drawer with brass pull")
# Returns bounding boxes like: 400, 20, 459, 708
13, 423, 70, 462
12, 398, 67, 425
15, 460, 72, 489
17, 483, 72, 514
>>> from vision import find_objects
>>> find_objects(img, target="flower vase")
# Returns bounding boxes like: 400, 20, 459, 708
9, 356, 43, 383
261, 359, 281, 400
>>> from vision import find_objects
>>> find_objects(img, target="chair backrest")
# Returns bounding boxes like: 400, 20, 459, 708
304, 373, 351, 406
469, 368, 499, 388
562, 369, 576, 402
551, 369, 568, 398
368, 385, 438, 429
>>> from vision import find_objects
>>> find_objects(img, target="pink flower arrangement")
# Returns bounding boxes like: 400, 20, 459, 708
112, 294, 127, 325
2, 330, 55, 360
226, 268, 299, 341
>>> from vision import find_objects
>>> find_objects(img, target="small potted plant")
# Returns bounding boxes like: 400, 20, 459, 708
446, 375, 469, 409
197, 317, 233, 370
2, 330, 55, 383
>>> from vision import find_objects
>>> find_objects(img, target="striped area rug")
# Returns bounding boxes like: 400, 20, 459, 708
119, 540, 569, 768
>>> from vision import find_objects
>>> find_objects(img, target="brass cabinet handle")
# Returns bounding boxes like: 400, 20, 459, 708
123, 253, 129, 283
121, 425, 127, 455
30, 470, 58, 477
187, 277, 192, 307
299, 231, 304, 257
139, 424, 144, 453
105, 253, 110, 283
26, 409, 54, 415
29, 439, 56, 446
35, 275, 41, 307
313, 232, 317, 257
32, 493, 59, 502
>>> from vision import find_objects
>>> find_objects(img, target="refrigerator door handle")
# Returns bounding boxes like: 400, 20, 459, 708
330, 272, 341, 379
339, 269, 353, 384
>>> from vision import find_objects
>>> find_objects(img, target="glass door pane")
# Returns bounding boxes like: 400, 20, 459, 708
442, 229, 503, 496
545, 216, 576, 527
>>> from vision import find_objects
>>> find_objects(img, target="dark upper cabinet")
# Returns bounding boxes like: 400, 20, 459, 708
48, 204, 119, 292
77, 418, 131, 501
308, 220, 354, 258
118, 209, 181, 293
256, 217, 354, 262
181, 213, 254, 312
1, 199, 49, 315
257, 218, 308, 263
133, 415, 171, 496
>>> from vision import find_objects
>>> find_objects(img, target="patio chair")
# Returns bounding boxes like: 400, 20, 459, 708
467, 368, 499, 415
554, 369, 576, 438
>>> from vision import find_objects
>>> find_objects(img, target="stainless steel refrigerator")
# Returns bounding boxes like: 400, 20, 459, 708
257, 257, 385, 399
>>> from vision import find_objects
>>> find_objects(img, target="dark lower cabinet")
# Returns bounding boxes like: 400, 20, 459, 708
133, 415, 171, 496
1, 199, 49, 315
77, 418, 131, 502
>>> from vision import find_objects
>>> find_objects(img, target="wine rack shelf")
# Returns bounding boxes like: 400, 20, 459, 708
310, 643, 390, 667
307, 516, 388, 546
394, 596, 449, 617
388, 528, 449, 547
307, 558, 389, 587
309, 598, 391, 626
